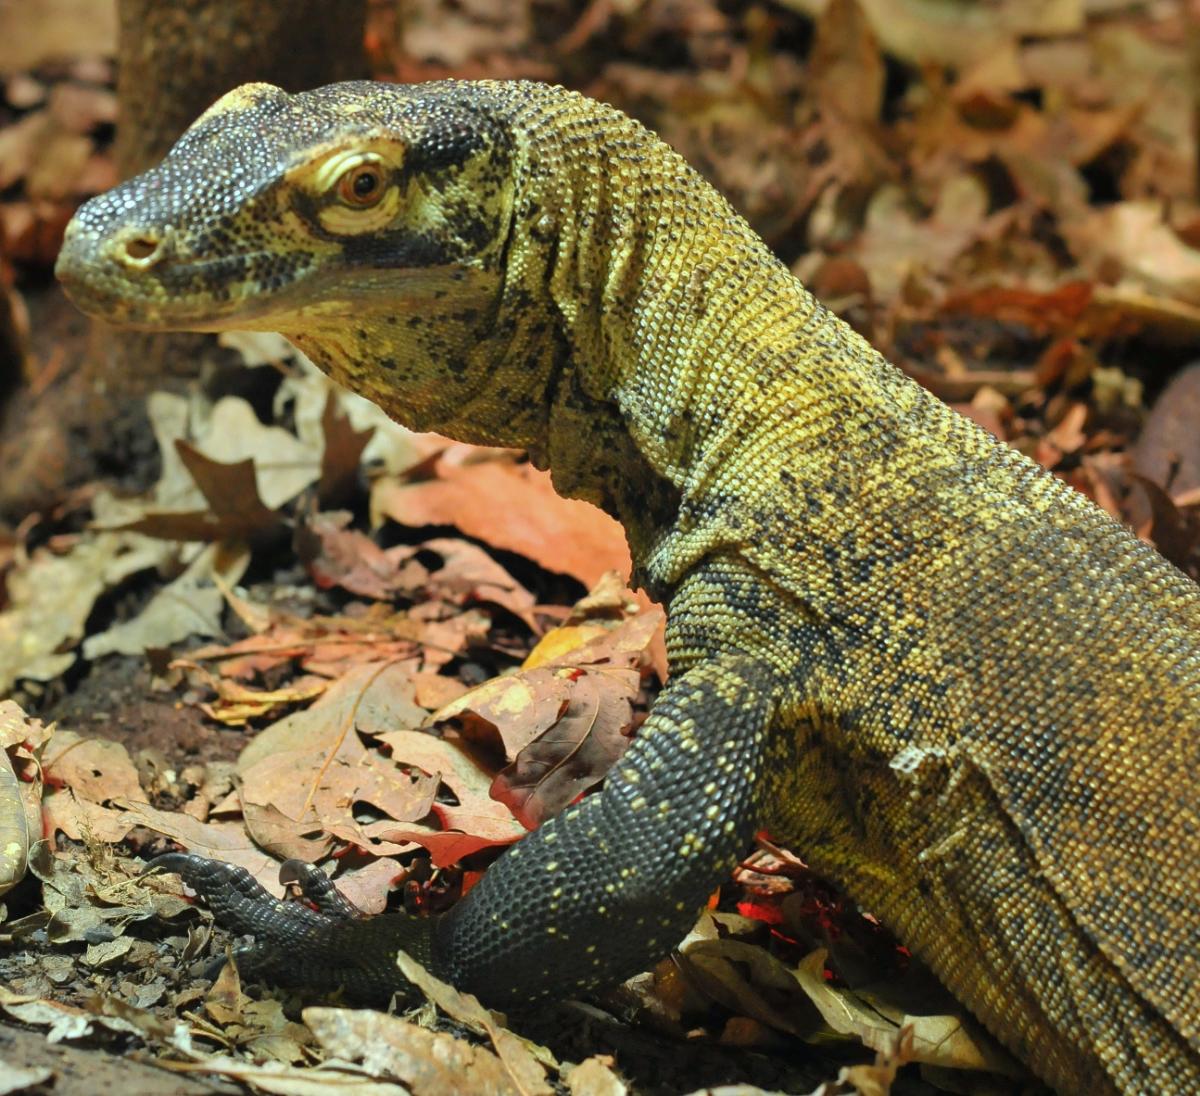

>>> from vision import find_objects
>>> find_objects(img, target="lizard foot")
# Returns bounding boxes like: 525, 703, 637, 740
143, 852, 435, 1001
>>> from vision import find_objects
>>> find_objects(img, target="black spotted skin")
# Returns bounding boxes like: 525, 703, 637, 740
58, 80, 1200, 1095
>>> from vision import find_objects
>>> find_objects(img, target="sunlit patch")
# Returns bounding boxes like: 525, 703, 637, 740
186, 81, 285, 133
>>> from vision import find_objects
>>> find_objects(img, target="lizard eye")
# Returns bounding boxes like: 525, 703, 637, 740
337, 162, 386, 208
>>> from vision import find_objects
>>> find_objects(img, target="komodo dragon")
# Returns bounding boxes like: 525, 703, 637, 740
55, 80, 1200, 1094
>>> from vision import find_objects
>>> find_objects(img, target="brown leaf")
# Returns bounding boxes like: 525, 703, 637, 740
0, 700, 45, 894
204, 955, 247, 1027
183, 623, 323, 682
1080, 201, 1200, 306
84, 541, 250, 661
433, 671, 569, 760
216, 657, 525, 868
784, 0, 1082, 69
412, 671, 470, 710
43, 731, 145, 808
155, 1053, 408, 1094
0, 112, 44, 189
0, 532, 172, 692
297, 510, 426, 600
393, 952, 555, 1095
0, 0, 117, 72
1133, 362, 1200, 497
234, 663, 433, 860
563, 1056, 628, 1096
794, 947, 1023, 1077
489, 671, 635, 829
827, 1025, 912, 1096
1131, 475, 1200, 575
366, 824, 517, 869
940, 281, 1095, 339
181, 610, 434, 692
811, 0, 884, 128
116, 446, 283, 543
322, 858, 403, 916
177, 443, 286, 540
436, 609, 662, 828
372, 729, 526, 866
41, 790, 134, 844
423, 537, 539, 630
46, 83, 116, 134
372, 456, 631, 588
318, 391, 374, 508
26, 130, 91, 202
117, 799, 286, 896
305, 1006, 532, 1096
189, 670, 329, 726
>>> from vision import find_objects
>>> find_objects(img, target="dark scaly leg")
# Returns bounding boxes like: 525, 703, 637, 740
147, 654, 777, 1005
434, 654, 777, 1002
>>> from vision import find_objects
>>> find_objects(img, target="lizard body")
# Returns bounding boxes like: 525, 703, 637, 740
56, 81, 1200, 1094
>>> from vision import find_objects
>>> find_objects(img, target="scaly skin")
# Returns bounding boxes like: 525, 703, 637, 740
56, 81, 1200, 1094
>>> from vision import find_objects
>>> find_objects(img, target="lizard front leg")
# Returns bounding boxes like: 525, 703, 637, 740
149, 654, 778, 1005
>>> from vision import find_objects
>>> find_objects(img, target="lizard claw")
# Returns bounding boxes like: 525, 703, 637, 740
141, 850, 436, 1002
143, 852, 334, 938
277, 858, 363, 920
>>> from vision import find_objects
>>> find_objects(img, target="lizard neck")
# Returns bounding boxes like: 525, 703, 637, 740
505, 91, 868, 593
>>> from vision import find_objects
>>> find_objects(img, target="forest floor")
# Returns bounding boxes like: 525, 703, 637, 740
0, 2, 1196, 1094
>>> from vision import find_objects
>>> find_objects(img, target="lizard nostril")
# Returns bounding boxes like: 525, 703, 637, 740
113, 228, 168, 269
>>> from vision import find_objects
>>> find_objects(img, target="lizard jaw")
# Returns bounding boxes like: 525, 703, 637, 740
56, 211, 478, 335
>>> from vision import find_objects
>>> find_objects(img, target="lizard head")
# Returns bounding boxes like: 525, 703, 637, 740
57, 81, 515, 332
56, 81, 538, 436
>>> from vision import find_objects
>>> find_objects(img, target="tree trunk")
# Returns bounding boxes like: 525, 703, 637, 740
98, 0, 367, 392
116, 0, 367, 177
0, 1, 368, 518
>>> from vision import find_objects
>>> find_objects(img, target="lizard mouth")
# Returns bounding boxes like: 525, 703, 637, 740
56, 219, 471, 335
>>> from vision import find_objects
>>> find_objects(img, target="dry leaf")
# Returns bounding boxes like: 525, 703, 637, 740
811, 0, 883, 127
0, 701, 52, 895
1080, 202, 1200, 306
0, 532, 172, 691
778, 0, 1081, 68
1133, 362, 1200, 496
393, 951, 555, 1095
298, 510, 425, 600
0, 0, 117, 73
564, 1056, 628, 1096
318, 391, 375, 507
83, 542, 250, 660
118, 800, 287, 896
235, 664, 432, 861
306, 1006, 533, 1096
423, 538, 539, 630
434, 609, 660, 828
118, 445, 284, 543
41, 732, 148, 842
372, 455, 631, 588
371, 729, 527, 866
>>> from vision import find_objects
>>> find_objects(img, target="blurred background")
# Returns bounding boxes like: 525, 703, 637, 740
1, 0, 1197, 565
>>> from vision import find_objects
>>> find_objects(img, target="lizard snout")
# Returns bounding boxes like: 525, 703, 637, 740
56, 214, 185, 324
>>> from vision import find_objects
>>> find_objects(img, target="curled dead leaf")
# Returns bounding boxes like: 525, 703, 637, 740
372, 455, 631, 588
